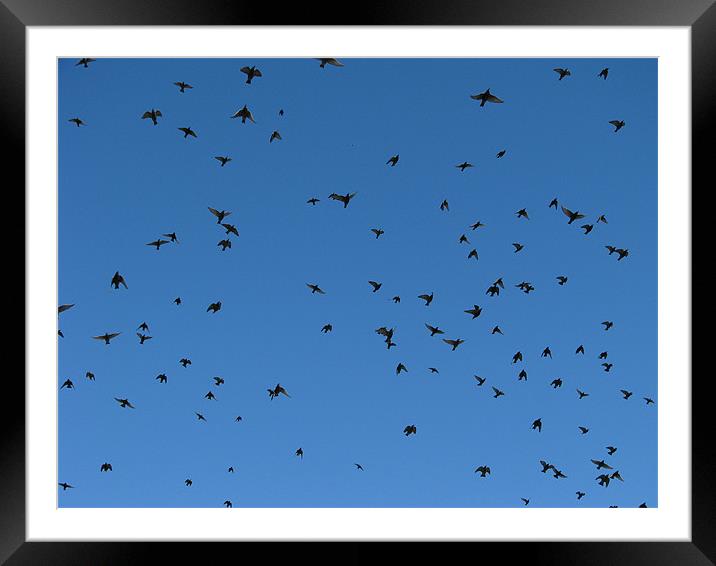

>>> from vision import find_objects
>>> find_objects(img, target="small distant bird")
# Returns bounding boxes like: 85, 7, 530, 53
596, 474, 610, 487
60, 379, 74, 390
581, 224, 594, 234
178, 127, 197, 138
205, 391, 216, 400
240, 65, 262, 84
606, 446, 618, 456
540, 461, 555, 473
174, 81, 193, 92
425, 324, 444, 336
554, 68, 571, 80
86, 372, 95, 381
209, 207, 232, 223
616, 248, 629, 261
100, 463, 112, 472
456, 161, 473, 171
551, 378, 563, 389
386, 155, 399, 166
576, 491, 586, 500
464, 305, 482, 319
606, 245, 617, 255
458, 234, 469, 245
268, 383, 291, 399
597, 214, 608, 224
93, 332, 120, 345
598, 68, 609, 79
549, 198, 559, 209
163, 233, 179, 243
69, 118, 85, 127
474, 465, 491, 477
557, 276, 568, 286
577, 389, 589, 399
496, 150, 506, 158
141, 109, 162, 125
516, 208, 529, 220
307, 283, 326, 294
156, 374, 167, 383
317, 58, 344, 68
532, 418, 542, 432
146, 239, 170, 250
492, 326, 503, 335
59, 482, 74, 490
222, 223, 239, 237
111, 271, 128, 289
418, 292, 434, 307
58, 304, 75, 314
470, 221, 485, 230
213, 377, 224, 386
137, 333, 152, 344
602, 321, 614, 331
307, 198, 320, 206
576, 345, 585, 354
231, 105, 255, 123
174, 297, 182, 305
561, 206, 585, 224
486, 285, 501, 297
443, 338, 465, 351
235, 416, 242, 422
180, 358, 192, 367
542, 347, 552, 359
428, 368, 439, 374
368, 281, 382, 293
224, 500, 232, 508
371, 228, 385, 239
553, 469, 567, 479
474, 376, 486, 386
521, 498, 530, 506
207, 301, 222, 313
610, 471, 624, 482
354, 463, 364, 471
512, 352, 523, 364
591, 459, 613, 470
620, 390, 633, 399
644, 397, 655, 405
512, 242, 524, 253
403, 425, 417, 436
218, 239, 232, 251
518, 369, 527, 381
392, 296, 401, 303
185, 479, 193, 486
228, 467, 234, 472
516, 282, 535, 294
470, 88, 504, 106
270, 131, 282, 143
76, 58, 96, 67
114, 397, 135, 409
295, 448, 304, 459
492, 386, 505, 398
639, 503, 647, 508
609, 120, 625, 132
215, 156, 232, 167
279, 109, 284, 116
321, 324, 333, 333
579, 426, 590, 435
440, 200, 449, 211
328, 192, 357, 208
195, 413, 207, 422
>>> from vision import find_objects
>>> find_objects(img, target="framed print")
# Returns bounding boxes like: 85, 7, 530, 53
8, 0, 707, 563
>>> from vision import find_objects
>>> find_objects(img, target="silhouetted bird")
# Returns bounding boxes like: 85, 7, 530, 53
554, 68, 571, 80
606, 446, 618, 456
76, 58, 96, 67
620, 390, 632, 399
496, 150, 506, 158
321, 324, 333, 333
146, 239, 170, 250
174, 297, 182, 305
218, 239, 232, 251
307, 198, 320, 206
549, 198, 559, 209
180, 358, 192, 367
598, 68, 609, 79
110, 271, 128, 289
464, 305, 482, 319
137, 333, 152, 344
209, 207, 232, 223
440, 200, 449, 211
492, 326, 503, 335
418, 292, 434, 306
579, 426, 590, 435
577, 389, 589, 399
69, 118, 85, 127
492, 386, 505, 398
317, 58, 344, 68
60, 379, 74, 390
396, 363, 408, 375
174, 81, 193, 92
644, 397, 655, 405
602, 321, 614, 331
386, 155, 399, 166
93, 332, 120, 345
591, 459, 613, 470
215, 156, 232, 167
474, 465, 491, 477
532, 418, 542, 432
470, 88, 503, 106
195, 413, 207, 422
425, 324, 444, 336
516, 208, 529, 220
576, 344, 585, 355
512, 351, 523, 364
156, 374, 167, 383
474, 376, 486, 386
557, 276, 568, 286
296, 448, 304, 459
141, 109, 162, 125
59, 482, 74, 490
58, 304, 75, 314
231, 105, 255, 123
561, 206, 585, 224
609, 120, 625, 132
207, 301, 222, 313
392, 296, 401, 303
512, 242, 524, 253
100, 462, 112, 472
542, 347, 552, 359
86, 372, 95, 381
403, 425, 417, 436
328, 192, 357, 208
456, 161, 473, 171
576, 491, 586, 500
224, 500, 232, 507
354, 463, 364, 471
371, 228, 385, 239
368, 281, 382, 293
114, 397, 134, 409
582, 224, 594, 234
185, 479, 193, 486
307, 283, 326, 294
551, 378, 563, 389
240, 65, 262, 84
443, 338, 465, 351
178, 127, 197, 138
205, 391, 216, 400
213, 377, 224, 386
270, 131, 282, 143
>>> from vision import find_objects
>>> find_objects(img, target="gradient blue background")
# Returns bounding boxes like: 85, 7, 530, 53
58, 57, 657, 508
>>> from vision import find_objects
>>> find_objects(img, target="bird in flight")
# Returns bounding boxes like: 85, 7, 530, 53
213, 377, 225, 386
620, 389, 632, 399
440, 199, 449, 211
141, 109, 162, 125
307, 198, 320, 206
512, 242, 524, 253
156, 374, 167, 383
215, 156, 232, 167
442, 338, 465, 351
307, 283, 326, 294
470, 88, 504, 106
606, 446, 618, 456
644, 397, 655, 405
496, 150, 506, 158
328, 192, 357, 208
114, 397, 135, 409
321, 323, 332, 333
86, 372, 95, 381
464, 305, 482, 319
386, 155, 399, 167
403, 425, 417, 436
207, 301, 222, 313
532, 418, 542, 432
577, 389, 590, 399
492, 386, 505, 398
59, 482, 74, 490
231, 105, 256, 123
60, 379, 74, 390
178, 127, 197, 138
146, 239, 170, 250
591, 459, 613, 470
556, 276, 568, 286
474, 376, 486, 386
455, 161, 474, 172
205, 391, 217, 401
185, 479, 193, 486
396, 363, 408, 375
270, 131, 282, 143
58, 304, 75, 315
578, 426, 590, 435
316, 58, 344, 68
137, 333, 152, 344
296, 448, 304, 459
424, 323, 444, 336
467, 249, 478, 260
93, 332, 120, 345
195, 413, 207, 422
492, 326, 503, 335
602, 321, 614, 331
240, 65, 262, 84
561, 206, 586, 224
368, 281, 382, 293
76, 58, 96, 67
68, 118, 85, 127
224, 500, 232, 508
576, 344, 585, 355
598, 68, 609, 79
474, 465, 491, 477
609, 120, 625, 132
521, 498, 530, 506
110, 271, 128, 289
100, 462, 113, 472
418, 292, 434, 306
180, 358, 192, 367
208, 207, 232, 224
576, 491, 586, 500
554, 68, 571, 80
516, 208, 529, 220
174, 81, 193, 92
370, 228, 385, 239
354, 463, 364, 471
268, 383, 291, 399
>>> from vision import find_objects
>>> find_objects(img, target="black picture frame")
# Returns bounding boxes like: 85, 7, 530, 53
7, 1, 706, 563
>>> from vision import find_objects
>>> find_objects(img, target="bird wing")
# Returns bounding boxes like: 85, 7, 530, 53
486, 93, 503, 103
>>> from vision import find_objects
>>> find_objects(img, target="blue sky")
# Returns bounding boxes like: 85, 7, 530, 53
58, 57, 657, 508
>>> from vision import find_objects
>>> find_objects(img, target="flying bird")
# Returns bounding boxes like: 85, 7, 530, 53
456, 161, 474, 171
146, 239, 170, 250
307, 283, 326, 294
180, 358, 192, 367
317, 58, 344, 68
470, 88, 503, 106
136, 333, 152, 344
328, 192, 357, 208
396, 363, 408, 375
561, 206, 586, 224
76, 58, 96, 67
368, 281, 382, 293
231, 105, 255, 123
114, 397, 134, 409
492, 386, 505, 398
425, 323, 444, 336
370, 228, 385, 239
554, 68, 571, 80
270, 131, 282, 143
215, 156, 232, 167
209, 207, 232, 223
174, 81, 193, 92
442, 338, 465, 351
609, 120, 625, 132
141, 109, 162, 125
93, 332, 120, 345
60, 379, 74, 390
178, 127, 197, 138
59, 482, 74, 490
207, 301, 222, 313
100, 462, 112, 472
464, 305, 482, 319
386, 155, 399, 166
110, 271, 128, 289
532, 418, 542, 432
474, 465, 491, 477
418, 292, 434, 306
296, 448, 304, 459
240, 65, 262, 84
68, 118, 85, 127
496, 150, 506, 158
403, 425, 417, 436
598, 68, 609, 79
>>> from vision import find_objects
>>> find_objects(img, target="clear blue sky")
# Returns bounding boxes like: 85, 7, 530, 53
58, 57, 657, 508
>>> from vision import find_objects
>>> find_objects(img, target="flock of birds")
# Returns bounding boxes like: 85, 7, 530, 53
59, 57, 653, 508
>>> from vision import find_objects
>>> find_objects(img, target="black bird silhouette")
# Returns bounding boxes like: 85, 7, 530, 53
213, 377, 224, 386
516, 282, 535, 294
354, 463, 364, 471
221, 223, 239, 237
440, 199, 449, 211
368, 281, 382, 293
542, 347, 552, 359
111, 271, 128, 289
296, 448, 304, 459
174, 81, 193, 92
93, 332, 120, 345
207, 301, 222, 313
486, 285, 500, 297
606, 446, 618, 456
492, 386, 505, 398
86, 371, 95, 381
553, 469, 567, 479
141, 109, 162, 125
576, 491, 586, 500
599, 351, 608, 360
76, 58, 96, 67
328, 192, 357, 208
596, 474, 611, 487
577, 389, 589, 399
240, 65, 263, 84
137, 333, 152, 344
516, 208, 529, 220
428, 368, 439, 374
602, 321, 614, 331
512, 242, 524, 253
620, 389, 632, 399
532, 418, 542, 432
370, 228, 385, 239
60, 379, 74, 390
425, 324, 444, 336
616, 248, 629, 261
597, 214, 608, 224
58, 304, 75, 314
180, 358, 192, 367
270, 131, 282, 143
392, 296, 401, 303
224, 500, 232, 508
561, 206, 585, 224
540, 461, 555, 473
185, 479, 193, 486
68, 118, 85, 127
418, 292, 434, 306
114, 397, 134, 408
208, 207, 232, 223
606, 245, 617, 255
163, 232, 179, 244
174, 297, 182, 305
279, 109, 284, 116
178, 127, 197, 138
307, 198, 320, 206
609, 120, 625, 132
554, 68, 571, 80
321, 324, 333, 333
458, 234, 470, 245
474, 375, 486, 386
556, 276, 568, 286
403, 425, 417, 436
470, 221, 485, 230
610, 471, 624, 482
579, 426, 590, 435
598, 68, 609, 79
456, 161, 474, 171
464, 305, 482, 319
474, 465, 491, 477
396, 363, 408, 375
591, 459, 613, 470
492, 326, 503, 335
521, 498, 530, 506
576, 344, 585, 355
195, 412, 207, 422
443, 338, 465, 351
146, 239, 170, 250
512, 351, 523, 364
156, 374, 167, 383
215, 156, 232, 167
551, 378, 563, 389
317, 58, 344, 68
582, 224, 594, 234
231, 105, 255, 123
496, 150, 506, 158
549, 198, 559, 210
100, 462, 112, 472
470, 88, 504, 106
205, 391, 216, 400
268, 383, 291, 399
218, 239, 232, 251
518, 369, 527, 381
644, 397, 655, 405
59, 482, 74, 490
386, 155, 399, 166
307, 283, 326, 294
